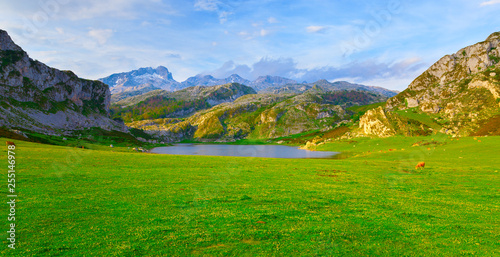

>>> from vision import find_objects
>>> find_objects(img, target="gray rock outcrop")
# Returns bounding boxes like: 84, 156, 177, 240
0, 29, 126, 134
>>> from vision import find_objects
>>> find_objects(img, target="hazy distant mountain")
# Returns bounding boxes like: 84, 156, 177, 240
101, 67, 398, 101
180, 74, 251, 88
101, 66, 302, 98
99, 66, 181, 94
249, 75, 297, 91
259, 79, 399, 97
181, 74, 296, 91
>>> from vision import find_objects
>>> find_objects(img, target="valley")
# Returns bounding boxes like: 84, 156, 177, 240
0, 23, 499, 256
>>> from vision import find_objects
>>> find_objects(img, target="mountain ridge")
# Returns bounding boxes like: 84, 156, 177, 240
100, 67, 398, 100
127, 90, 388, 142
110, 83, 257, 122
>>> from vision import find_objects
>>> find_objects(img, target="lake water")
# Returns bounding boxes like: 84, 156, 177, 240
150, 144, 339, 159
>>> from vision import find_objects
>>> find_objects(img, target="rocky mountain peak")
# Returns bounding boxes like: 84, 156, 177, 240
420, 33, 500, 88
99, 66, 179, 93
228, 74, 242, 79
361, 31, 500, 137
127, 66, 174, 80
486, 32, 500, 41
155, 66, 174, 80
0, 29, 23, 51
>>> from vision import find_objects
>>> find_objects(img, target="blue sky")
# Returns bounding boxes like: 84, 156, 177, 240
1, 0, 500, 90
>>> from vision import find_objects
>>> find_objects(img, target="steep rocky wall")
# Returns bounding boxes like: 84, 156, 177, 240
358, 107, 395, 138
0, 29, 125, 133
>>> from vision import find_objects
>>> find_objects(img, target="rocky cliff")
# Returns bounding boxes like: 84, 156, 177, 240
0, 29, 125, 134
358, 32, 500, 137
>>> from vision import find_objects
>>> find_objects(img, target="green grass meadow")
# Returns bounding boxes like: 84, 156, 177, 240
1, 135, 499, 256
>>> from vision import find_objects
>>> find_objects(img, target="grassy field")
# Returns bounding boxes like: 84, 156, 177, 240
1, 135, 499, 256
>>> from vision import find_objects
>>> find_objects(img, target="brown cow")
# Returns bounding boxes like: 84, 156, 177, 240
5, 141, 15, 146
415, 162, 425, 170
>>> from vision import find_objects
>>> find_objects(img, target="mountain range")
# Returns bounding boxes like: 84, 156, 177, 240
99, 66, 399, 101
2, 26, 499, 144
125, 31, 500, 142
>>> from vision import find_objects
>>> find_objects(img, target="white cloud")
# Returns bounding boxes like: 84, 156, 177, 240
88, 29, 113, 45
0, 0, 177, 21
238, 31, 253, 40
480, 0, 500, 6
194, 0, 233, 24
194, 0, 220, 11
268, 17, 278, 24
206, 57, 426, 90
218, 11, 232, 24
306, 25, 328, 33
260, 29, 270, 36
59, 0, 144, 20
156, 19, 172, 25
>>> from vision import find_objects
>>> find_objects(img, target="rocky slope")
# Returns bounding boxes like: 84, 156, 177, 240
0, 29, 125, 134
111, 83, 257, 122
357, 32, 500, 137
128, 90, 387, 142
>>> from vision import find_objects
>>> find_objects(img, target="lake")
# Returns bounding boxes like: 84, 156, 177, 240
150, 144, 339, 159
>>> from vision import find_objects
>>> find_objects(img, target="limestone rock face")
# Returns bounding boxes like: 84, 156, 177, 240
0, 29, 125, 134
468, 79, 500, 101
359, 107, 395, 138
405, 98, 419, 108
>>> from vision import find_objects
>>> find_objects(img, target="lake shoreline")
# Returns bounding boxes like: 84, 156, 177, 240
150, 143, 339, 159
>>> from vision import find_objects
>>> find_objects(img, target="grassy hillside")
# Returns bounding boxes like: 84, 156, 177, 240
110, 83, 256, 122
128, 91, 387, 142
2, 135, 498, 256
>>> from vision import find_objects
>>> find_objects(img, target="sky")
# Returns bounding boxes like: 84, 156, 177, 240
1, 0, 500, 90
